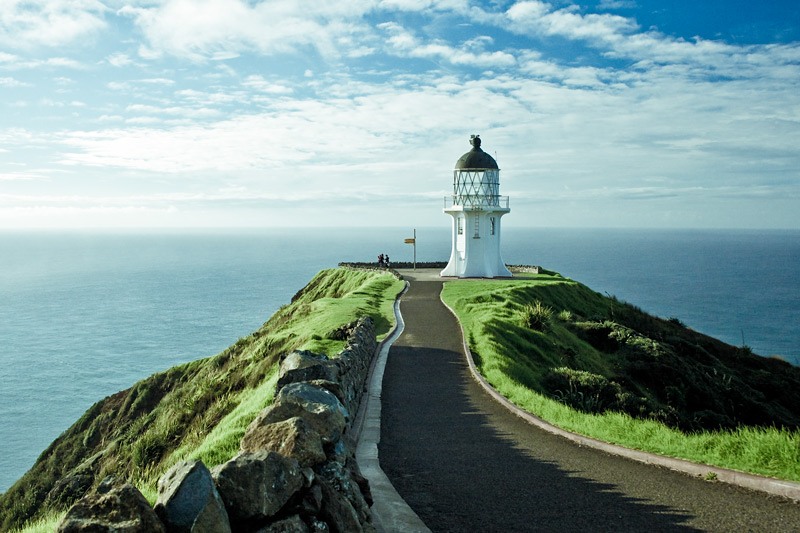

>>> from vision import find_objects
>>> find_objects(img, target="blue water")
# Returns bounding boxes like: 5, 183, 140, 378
1, 227, 798, 493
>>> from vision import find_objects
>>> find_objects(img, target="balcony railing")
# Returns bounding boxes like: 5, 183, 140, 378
444, 195, 509, 209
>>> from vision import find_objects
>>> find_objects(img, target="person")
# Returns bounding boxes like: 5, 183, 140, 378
384, 254, 390, 268
378, 254, 384, 267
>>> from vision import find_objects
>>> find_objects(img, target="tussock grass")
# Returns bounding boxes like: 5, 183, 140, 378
443, 274, 800, 482
11, 512, 65, 533
520, 300, 553, 331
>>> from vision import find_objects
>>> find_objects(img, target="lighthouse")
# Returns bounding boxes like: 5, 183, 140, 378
441, 135, 512, 278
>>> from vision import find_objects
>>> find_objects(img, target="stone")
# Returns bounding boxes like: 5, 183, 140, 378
345, 457, 373, 508
254, 383, 348, 444
327, 321, 357, 341
299, 482, 323, 516
317, 461, 372, 527
57, 482, 165, 533
241, 416, 326, 467
317, 478, 362, 533
277, 351, 337, 392
212, 451, 303, 526
47, 472, 93, 510
154, 460, 230, 533
256, 515, 310, 533
305, 380, 347, 408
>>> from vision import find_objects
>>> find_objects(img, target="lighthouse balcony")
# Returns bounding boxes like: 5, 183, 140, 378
444, 195, 509, 210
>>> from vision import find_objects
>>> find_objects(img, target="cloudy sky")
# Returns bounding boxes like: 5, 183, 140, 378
1, 0, 798, 229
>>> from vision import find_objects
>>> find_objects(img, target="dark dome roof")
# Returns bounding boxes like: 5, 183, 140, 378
454, 135, 498, 170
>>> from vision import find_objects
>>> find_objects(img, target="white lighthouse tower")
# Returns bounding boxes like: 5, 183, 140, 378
441, 135, 512, 278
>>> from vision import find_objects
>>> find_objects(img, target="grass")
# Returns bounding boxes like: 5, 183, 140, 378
4, 267, 404, 533
442, 273, 800, 482
485, 373, 800, 481
153, 370, 281, 485
520, 300, 553, 331
11, 513, 65, 533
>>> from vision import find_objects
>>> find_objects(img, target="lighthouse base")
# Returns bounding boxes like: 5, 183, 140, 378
440, 207, 512, 279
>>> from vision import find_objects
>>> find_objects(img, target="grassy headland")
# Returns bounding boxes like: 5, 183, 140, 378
441, 270, 800, 481
5, 265, 799, 531
0, 267, 404, 533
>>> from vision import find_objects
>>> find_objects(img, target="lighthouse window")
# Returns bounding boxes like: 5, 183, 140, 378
490, 217, 496, 235
457, 216, 463, 235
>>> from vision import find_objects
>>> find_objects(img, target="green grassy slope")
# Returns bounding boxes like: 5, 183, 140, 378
442, 271, 800, 481
0, 268, 404, 533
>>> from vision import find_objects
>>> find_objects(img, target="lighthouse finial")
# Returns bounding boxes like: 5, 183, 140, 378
470, 134, 481, 149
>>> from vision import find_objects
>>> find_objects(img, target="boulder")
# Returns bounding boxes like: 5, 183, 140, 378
212, 451, 303, 526
57, 482, 165, 532
277, 351, 337, 392
47, 472, 93, 510
241, 416, 326, 467
154, 460, 230, 533
318, 461, 372, 527
252, 383, 348, 444
256, 514, 310, 533
305, 380, 347, 408
327, 321, 357, 341
317, 478, 363, 533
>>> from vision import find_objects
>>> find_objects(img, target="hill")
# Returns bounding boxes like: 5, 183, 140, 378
442, 269, 800, 479
0, 268, 404, 532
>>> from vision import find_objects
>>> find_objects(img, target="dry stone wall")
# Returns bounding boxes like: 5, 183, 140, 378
58, 316, 379, 533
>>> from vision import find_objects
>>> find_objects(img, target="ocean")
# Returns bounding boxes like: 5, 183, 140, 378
1, 227, 798, 493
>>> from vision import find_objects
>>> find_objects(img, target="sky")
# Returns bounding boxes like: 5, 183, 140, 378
1, 0, 798, 229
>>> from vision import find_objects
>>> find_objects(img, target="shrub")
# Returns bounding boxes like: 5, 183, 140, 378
557, 310, 573, 322
543, 367, 622, 414
520, 301, 553, 331
668, 316, 685, 327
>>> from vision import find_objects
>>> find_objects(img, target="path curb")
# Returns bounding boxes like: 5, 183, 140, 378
439, 293, 800, 504
354, 282, 431, 533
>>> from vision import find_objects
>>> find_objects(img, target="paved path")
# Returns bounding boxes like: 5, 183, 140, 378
378, 271, 800, 532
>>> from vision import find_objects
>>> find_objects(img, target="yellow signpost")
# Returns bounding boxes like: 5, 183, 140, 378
404, 229, 416, 270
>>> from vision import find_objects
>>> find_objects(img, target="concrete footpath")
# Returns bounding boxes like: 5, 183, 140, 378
365, 269, 800, 532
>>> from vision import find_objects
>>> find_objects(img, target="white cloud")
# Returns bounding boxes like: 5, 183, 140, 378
0, 0, 107, 49
378, 0, 471, 12
379, 22, 516, 67
120, 0, 379, 61
597, 0, 637, 10
138, 77, 175, 85
0, 56, 85, 70
506, 1, 637, 42
0, 172, 41, 181
174, 89, 248, 106
106, 52, 133, 67
241, 75, 294, 94
0, 76, 29, 87
124, 103, 220, 119
501, 1, 800, 84
106, 81, 130, 91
